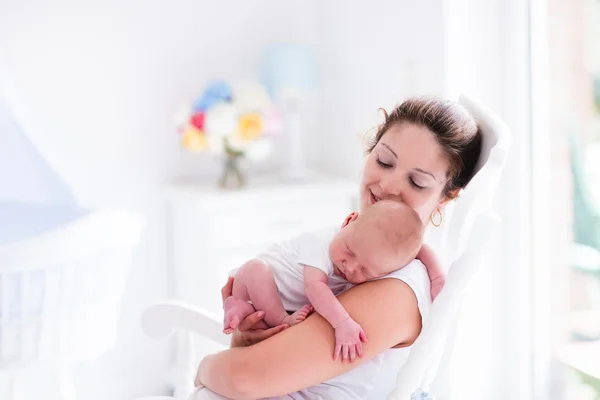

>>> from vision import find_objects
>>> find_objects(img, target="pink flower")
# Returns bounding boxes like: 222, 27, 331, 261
190, 112, 205, 130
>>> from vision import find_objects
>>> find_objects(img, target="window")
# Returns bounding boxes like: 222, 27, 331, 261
532, 0, 600, 398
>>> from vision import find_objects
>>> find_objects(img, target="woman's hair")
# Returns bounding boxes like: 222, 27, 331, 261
367, 96, 482, 199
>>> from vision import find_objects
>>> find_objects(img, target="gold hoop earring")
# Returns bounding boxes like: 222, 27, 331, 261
430, 209, 443, 227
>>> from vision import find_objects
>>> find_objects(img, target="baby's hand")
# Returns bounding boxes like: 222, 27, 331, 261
334, 318, 367, 363
430, 275, 446, 301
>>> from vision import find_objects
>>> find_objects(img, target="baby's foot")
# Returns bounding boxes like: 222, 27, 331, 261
223, 296, 256, 334
282, 305, 313, 327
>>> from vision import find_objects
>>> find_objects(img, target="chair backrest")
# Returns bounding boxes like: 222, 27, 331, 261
425, 95, 512, 267
389, 94, 512, 399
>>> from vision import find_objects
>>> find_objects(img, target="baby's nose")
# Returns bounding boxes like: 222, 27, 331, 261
345, 261, 358, 273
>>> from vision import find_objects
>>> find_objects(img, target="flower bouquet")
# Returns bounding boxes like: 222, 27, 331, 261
175, 80, 283, 188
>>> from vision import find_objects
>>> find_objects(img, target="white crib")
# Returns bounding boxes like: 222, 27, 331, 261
0, 205, 144, 400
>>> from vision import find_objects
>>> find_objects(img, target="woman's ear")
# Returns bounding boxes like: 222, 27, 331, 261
439, 188, 462, 208
341, 212, 359, 228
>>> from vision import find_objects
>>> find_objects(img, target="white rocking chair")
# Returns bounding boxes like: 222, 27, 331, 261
140, 94, 511, 400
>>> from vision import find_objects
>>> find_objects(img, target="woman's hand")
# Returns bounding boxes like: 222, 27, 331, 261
221, 277, 288, 348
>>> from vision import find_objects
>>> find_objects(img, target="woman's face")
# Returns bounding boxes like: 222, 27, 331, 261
360, 123, 452, 223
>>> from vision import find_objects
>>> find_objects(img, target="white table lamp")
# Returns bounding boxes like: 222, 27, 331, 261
260, 43, 317, 181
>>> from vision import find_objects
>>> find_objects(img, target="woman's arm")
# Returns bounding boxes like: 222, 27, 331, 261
197, 278, 422, 400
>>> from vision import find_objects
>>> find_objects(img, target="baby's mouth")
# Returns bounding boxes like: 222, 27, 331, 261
334, 264, 347, 279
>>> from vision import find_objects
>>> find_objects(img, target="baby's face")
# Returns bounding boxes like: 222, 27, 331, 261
329, 224, 403, 284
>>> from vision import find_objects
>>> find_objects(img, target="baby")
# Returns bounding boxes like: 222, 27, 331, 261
222, 200, 435, 362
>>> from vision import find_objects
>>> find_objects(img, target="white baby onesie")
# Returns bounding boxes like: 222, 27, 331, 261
256, 226, 349, 312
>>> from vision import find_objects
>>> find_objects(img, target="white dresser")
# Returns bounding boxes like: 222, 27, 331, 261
166, 175, 357, 314
163, 175, 358, 396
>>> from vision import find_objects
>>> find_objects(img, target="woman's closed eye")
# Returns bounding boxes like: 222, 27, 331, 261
376, 158, 393, 168
409, 177, 426, 190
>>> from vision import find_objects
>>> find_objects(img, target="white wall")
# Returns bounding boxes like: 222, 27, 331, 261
316, 0, 446, 179
442, 0, 534, 398
0, 1, 319, 398
1, 0, 530, 398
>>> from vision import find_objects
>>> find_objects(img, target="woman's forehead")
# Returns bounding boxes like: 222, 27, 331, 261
379, 124, 449, 176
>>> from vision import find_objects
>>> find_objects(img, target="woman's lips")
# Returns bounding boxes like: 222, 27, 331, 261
370, 190, 381, 204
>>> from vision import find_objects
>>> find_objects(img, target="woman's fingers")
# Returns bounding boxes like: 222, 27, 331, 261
256, 325, 289, 340
221, 276, 234, 303
342, 345, 349, 363
252, 324, 288, 342
237, 311, 265, 331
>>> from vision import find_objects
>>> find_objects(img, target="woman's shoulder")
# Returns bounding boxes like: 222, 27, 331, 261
376, 259, 432, 319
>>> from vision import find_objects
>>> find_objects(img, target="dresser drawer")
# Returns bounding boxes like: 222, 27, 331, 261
183, 196, 351, 251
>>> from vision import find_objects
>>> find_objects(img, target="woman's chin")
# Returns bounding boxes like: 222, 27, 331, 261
359, 196, 370, 212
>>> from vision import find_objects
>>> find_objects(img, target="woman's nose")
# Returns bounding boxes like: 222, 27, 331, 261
380, 175, 403, 198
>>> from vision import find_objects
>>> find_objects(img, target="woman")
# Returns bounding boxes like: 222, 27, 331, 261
193, 96, 482, 400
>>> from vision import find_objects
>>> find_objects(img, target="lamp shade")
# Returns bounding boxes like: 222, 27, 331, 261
260, 43, 317, 99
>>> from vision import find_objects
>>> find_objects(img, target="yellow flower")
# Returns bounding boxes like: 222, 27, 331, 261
182, 125, 208, 152
237, 113, 263, 141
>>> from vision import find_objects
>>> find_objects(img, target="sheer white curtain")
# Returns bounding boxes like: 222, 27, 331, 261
441, 0, 534, 398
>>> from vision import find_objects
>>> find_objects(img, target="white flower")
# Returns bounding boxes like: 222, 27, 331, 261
204, 103, 238, 138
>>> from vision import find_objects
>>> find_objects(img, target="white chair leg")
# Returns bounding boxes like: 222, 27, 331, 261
56, 360, 77, 400
7, 371, 16, 400
5, 370, 26, 400
173, 331, 196, 400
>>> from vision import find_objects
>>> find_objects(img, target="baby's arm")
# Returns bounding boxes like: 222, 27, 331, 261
417, 243, 446, 300
303, 265, 367, 363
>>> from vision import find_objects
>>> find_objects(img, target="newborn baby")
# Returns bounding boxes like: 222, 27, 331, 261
222, 200, 426, 362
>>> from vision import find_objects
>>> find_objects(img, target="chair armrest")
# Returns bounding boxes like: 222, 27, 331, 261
141, 300, 230, 347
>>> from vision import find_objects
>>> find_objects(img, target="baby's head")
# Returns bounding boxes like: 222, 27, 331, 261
329, 200, 424, 284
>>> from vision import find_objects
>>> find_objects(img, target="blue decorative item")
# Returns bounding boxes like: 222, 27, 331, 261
259, 43, 318, 182
259, 43, 318, 100
193, 80, 234, 112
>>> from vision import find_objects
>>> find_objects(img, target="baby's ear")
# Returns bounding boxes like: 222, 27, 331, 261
341, 212, 359, 228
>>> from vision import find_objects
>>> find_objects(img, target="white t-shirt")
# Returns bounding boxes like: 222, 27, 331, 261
191, 259, 431, 398
264, 258, 431, 400
256, 226, 349, 311
190, 259, 430, 399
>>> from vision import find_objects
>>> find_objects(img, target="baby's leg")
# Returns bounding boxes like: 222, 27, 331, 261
231, 259, 312, 328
